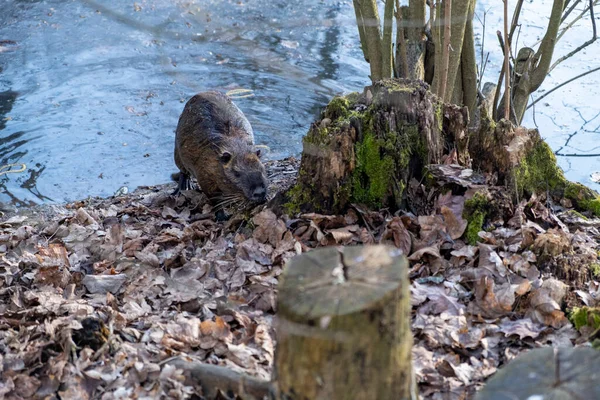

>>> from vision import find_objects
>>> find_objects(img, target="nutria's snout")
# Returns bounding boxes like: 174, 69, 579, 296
251, 183, 267, 203
245, 171, 268, 204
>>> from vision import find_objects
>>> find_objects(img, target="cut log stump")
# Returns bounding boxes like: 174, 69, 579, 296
273, 245, 415, 400
476, 347, 600, 400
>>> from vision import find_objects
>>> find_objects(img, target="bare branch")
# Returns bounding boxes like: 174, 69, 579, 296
382, 0, 395, 78
527, 65, 600, 110
353, 0, 384, 81
508, 0, 525, 45
530, 0, 564, 92
438, 0, 452, 99
549, 0, 596, 73
503, 0, 511, 120
395, 0, 409, 77
561, 0, 583, 23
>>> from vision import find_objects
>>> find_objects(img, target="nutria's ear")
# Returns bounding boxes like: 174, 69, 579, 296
256, 149, 261, 158
220, 152, 232, 163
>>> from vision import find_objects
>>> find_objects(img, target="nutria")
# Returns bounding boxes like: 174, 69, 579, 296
174, 91, 268, 208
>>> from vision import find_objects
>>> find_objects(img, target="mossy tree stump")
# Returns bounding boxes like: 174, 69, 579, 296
273, 245, 415, 400
287, 79, 469, 215
287, 78, 600, 218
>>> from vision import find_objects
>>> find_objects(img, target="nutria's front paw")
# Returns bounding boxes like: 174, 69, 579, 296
171, 172, 193, 196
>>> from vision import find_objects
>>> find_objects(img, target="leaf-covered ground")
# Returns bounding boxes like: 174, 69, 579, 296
1, 157, 600, 399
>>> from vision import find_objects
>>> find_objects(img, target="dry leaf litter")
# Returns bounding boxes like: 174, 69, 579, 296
1, 157, 600, 399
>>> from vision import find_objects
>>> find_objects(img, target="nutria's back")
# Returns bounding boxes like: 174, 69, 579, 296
174, 91, 268, 206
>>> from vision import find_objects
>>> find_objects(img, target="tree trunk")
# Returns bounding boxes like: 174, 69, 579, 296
501, 0, 564, 123
404, 0, 426, 80
286, 80, 469, 215
272, 245, 415, 400
353, 0, 384, 81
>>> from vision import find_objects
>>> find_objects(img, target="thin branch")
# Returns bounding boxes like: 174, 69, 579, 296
561, 0, 583, 23
504, 0, 511, 120
438, 0, 452, 99
382, 0, 395, 78
530, 0, 564, 92
508, 0, 525, 45
395, 0, 409, 77
549, 0, 596, 73
526, 65, 600, 110
492, 30, 509, 120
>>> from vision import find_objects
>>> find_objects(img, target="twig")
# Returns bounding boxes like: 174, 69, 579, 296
561, 0, 583, 23
503, 0, 511, 120
549, 0, 596, 73
438, 0, 452, 99
508, 0, 525, 45
556, 152, 600, 157
526, 65, 600, 110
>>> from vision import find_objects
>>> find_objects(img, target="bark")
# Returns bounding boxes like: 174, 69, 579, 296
436, 0, 452, 99
382, 0, 395, 78
476, 348, 600, 400
405, 0, 427, 80
460, 1, 478, 120
395, 1, 409, 77
273, 245, 415, 400
503, 0, 511, 120
353, 0, 384, 81
287, 80, 469, 215
431, 0, 443, 94
442, 0, 472, 102
510, 0, 564, 123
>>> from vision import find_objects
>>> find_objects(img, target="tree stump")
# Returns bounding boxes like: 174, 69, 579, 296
273, 245, 415, 400
285, 79, 469, 215
285, 78, 600, 218
476, 347, 600, 400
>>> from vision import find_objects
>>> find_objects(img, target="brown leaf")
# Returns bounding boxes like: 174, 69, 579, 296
526, 278, 569, 328
470, 277, 514, 318
498, 318, 545, 339
441, 206, 468, 240
380, 217, 412, 255
253, 209, 287, 246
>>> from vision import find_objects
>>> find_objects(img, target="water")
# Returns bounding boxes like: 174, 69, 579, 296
474, 0, 600, 191
1, 0, 599, 206
0, 0, 369, 205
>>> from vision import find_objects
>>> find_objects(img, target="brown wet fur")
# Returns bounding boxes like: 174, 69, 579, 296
174, 91, 268, 208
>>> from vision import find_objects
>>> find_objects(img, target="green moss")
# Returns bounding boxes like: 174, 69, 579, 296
563, 182, 600, 217
352, 133, 395, 206
514, 141, 566, 197
581, 197, 600, 216
463, 192, 490, 245
590, 263, 600, 278
513, 141, 600, 217
465, 211, 485, 245
570, 307, 600, 331
324, 96, 350, 121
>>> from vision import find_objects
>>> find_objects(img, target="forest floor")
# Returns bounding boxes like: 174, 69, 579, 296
1, 156, 600, 399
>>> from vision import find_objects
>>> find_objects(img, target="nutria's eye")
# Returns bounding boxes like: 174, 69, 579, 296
256, 149, 261, 157
220, 152, 232, 163
233, 170, 241, 178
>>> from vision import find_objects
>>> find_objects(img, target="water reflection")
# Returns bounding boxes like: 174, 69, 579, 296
0, 0, 369, 205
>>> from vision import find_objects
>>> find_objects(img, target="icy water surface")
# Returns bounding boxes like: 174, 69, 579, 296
0, 0, 599, 206
0, 0, 369, 205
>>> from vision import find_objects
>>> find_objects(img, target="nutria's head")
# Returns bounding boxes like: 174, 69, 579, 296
215, 138, 268, 205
